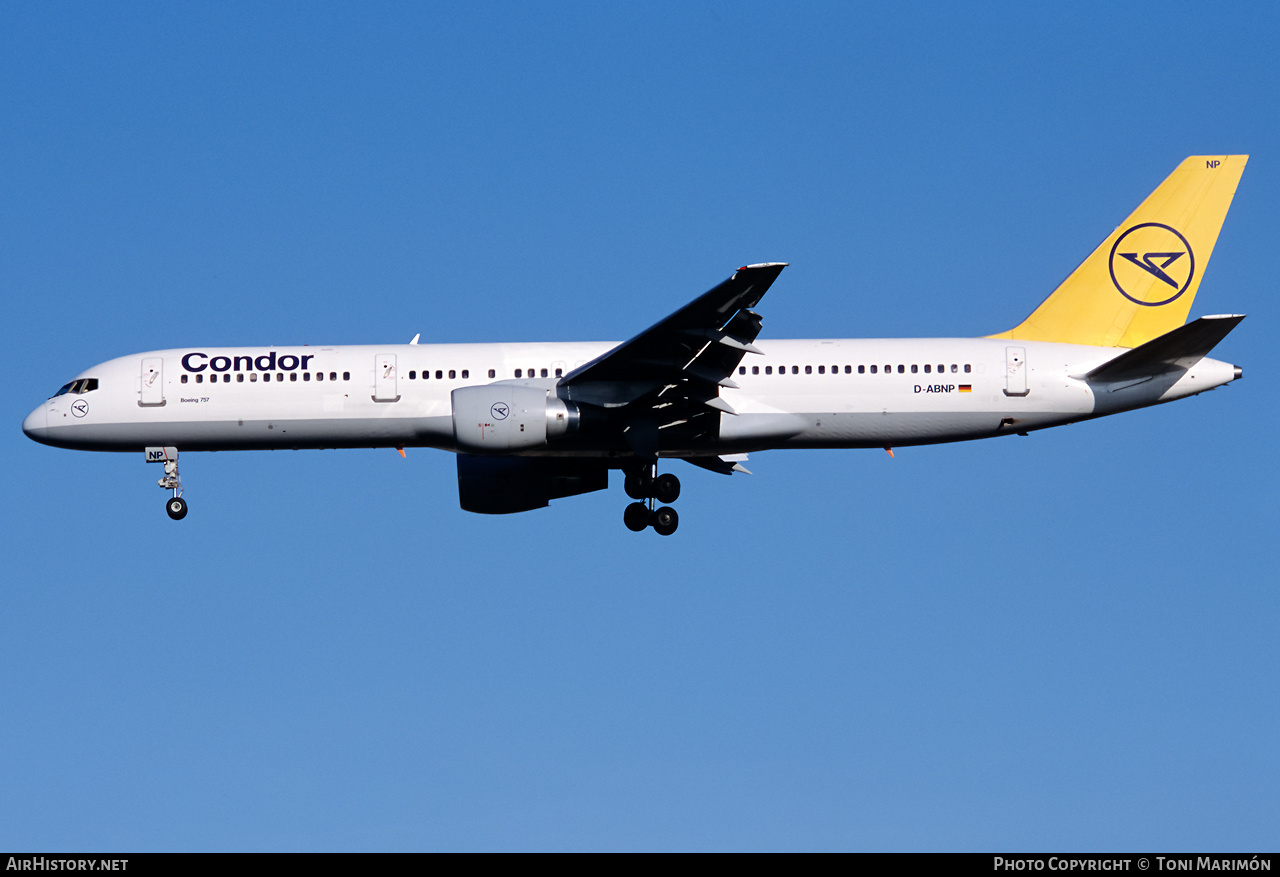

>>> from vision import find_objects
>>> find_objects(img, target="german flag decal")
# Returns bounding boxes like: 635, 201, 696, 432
959, 384, 972, 392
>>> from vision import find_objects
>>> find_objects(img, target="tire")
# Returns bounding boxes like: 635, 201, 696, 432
624, 470, 652, 500
166, 497, 188, 520
653, 473, 681, 504
623, 502, 651, 532
652, 505, 678, 536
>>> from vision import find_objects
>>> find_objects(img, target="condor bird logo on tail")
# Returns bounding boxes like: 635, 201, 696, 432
1109, 222, 1195, 307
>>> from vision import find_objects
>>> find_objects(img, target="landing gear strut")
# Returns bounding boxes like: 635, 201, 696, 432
621, 463, 680, 535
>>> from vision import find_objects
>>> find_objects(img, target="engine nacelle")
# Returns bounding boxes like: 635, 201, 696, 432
451, 384, 579, 453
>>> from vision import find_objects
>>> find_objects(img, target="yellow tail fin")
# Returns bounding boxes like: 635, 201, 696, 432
992, 155, 1247, 348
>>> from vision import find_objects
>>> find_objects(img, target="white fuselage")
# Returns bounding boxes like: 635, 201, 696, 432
22, 337, 1238, 457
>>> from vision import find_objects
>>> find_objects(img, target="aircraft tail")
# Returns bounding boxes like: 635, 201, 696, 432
991, 156, 1247, 348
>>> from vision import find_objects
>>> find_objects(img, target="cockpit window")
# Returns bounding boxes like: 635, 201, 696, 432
52, 378, 99, 397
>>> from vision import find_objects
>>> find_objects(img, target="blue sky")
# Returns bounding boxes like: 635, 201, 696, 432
2, 2, 1277, 851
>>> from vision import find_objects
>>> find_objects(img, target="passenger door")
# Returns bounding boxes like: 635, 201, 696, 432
1004, 347, 1029, 397
140, 357, 165, 406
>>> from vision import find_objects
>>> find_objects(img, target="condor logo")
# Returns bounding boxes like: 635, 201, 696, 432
1108, 222, 1195, 307
181, 351, 315, 373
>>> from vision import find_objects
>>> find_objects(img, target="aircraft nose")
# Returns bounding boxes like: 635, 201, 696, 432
22, 404, 47, 443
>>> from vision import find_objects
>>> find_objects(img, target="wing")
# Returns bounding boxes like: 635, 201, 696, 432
559, 262, 787, 410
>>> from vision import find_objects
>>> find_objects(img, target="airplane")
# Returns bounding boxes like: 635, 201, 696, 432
23, 155, 1248, 535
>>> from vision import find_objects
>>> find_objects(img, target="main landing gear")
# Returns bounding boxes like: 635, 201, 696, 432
622, 464, 680, 536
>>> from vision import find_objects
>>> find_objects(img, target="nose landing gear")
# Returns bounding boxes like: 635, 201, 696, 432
621, 464, 680, 535
147, 446, 187, 520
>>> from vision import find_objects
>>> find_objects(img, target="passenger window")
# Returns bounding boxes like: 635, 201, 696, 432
884, 365, 891, 374
555, 368, 562, 377
238, 373, 245, 382
951, 364, 958, 373
489, 369, 496, 379
434, 370, 442, 380
792, 366, 799, 374
739, 366, 746, 375
898, 365, 905, 374
540, 368, 548, 378
514, 369, 522, 378
869, 365, 877, 374
845, 365, 851, 374
858, 365, 865, 374
461, 370, 469, 379
805, 365, 812, 375
181, 374, 188, 384
250, 373, 258, 382
752, 366, 759, 375
911, 364, 918, 374
448, 370, 456, 379
937, 364, 944, 373
765, 366, 772, 375
290, 372, 297, 381
316, 372, 323, 382
817, 365, 824, 374
331, 372, 338, 381
409, 370, 416, 380
343, 372, 350, 381
924, 364, 931, 373
964, 364, 971, 373
196, 374, 203, 383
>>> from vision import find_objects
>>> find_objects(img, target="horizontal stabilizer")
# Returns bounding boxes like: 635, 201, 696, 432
1086, 315, 1245, 384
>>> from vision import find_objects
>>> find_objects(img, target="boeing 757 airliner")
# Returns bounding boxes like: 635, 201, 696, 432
23, 156, 1247, 534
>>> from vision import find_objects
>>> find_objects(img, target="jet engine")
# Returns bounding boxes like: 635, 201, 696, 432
450, 384, 580, 453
